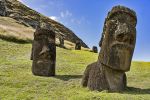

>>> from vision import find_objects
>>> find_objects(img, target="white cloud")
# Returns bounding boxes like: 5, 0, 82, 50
71, 19, 75, 23
60, 12, 64, 18
60, 10, 72, 18
17, 0, 30, 7
49, 16, 59, 21
66, 10, 72, 17
17, 0, 23, 3
70, 17, 85, 25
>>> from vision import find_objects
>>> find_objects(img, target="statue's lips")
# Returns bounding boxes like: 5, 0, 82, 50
110, 41, 134, 50
36, 59, 51, 63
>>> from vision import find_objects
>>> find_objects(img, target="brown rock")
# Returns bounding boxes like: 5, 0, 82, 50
31, 22, 56, 76
82, 5, 137, 92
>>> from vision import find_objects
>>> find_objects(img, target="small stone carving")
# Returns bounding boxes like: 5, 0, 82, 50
82, 6, 137, 92
0, 0, 7, 16
75, 40, 81, 50
31, 22, 56, 76
92, 46, 98, 53
59, 34, 64, 48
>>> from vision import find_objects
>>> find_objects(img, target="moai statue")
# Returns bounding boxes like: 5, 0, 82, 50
82, 6, 137, 92
31, 22, 56, 76
92, 46, 98, 53
59, 34, 64, 48
75, 40, 81, 50
0, 0, 7, 16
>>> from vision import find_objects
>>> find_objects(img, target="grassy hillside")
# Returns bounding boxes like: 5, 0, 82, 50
0, 17, 34, 43
0, 17, 90, 50
0, 39, 150, 100
0, 0, 88, 48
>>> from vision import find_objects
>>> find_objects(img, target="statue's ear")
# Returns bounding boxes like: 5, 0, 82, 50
30, 42, 33, 60
99, 18, 108, 47
99, 32, 104, 47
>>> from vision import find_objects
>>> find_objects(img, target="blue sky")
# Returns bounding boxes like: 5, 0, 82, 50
20, 0, 150, 61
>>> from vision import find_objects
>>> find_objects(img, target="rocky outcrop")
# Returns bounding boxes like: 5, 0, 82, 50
0, 0, 88, 48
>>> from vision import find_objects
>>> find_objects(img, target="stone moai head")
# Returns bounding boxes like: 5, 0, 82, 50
92, 46, 98, 53
98, 6, 137, 71
31, 22, 56, 76
75, 40, 81, 50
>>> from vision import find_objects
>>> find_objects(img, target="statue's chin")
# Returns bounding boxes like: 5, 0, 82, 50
106, 44, 133, 71
36, 59, 51, 64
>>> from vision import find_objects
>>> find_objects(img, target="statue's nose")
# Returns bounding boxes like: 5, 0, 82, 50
115, 23, 129, 36
115, 23, 132, 43
39, 45, 50, 55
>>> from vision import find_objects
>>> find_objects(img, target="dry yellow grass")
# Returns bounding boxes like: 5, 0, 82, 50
0, 17, 89, 50
0, 17, 34, 41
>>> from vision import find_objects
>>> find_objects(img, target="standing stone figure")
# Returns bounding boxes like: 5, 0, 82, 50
0, 0, 7, 16
75, 40, 81, 50
92, 46, 98, 53
82, 6, 137, 92
59, 34, 64, 48
31, 23, 56, 76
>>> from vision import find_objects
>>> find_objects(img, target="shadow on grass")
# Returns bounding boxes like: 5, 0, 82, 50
55, 75, 82, 81
124, 87, 150, 94
0, 35, 32, 44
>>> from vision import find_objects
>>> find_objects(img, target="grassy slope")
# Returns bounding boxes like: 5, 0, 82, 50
0, 39, 150, 100
0, 17, 34, 41
0, 17, 89, 50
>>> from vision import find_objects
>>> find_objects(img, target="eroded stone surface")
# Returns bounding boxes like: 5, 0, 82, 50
31, 23, 56, 76
82, 5, 137, 92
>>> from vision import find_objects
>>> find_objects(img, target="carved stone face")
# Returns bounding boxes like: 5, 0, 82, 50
99, 9, 137, 71
32, 28, 56, 76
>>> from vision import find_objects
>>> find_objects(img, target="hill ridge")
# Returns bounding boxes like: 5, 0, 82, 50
0, 0, 89, 48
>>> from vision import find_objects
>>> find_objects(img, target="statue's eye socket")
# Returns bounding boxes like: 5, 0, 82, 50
116, 33, 135, 45
116, 34, 124, 42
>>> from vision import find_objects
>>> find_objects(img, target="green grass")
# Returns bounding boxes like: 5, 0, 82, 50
0, 39, 150, 100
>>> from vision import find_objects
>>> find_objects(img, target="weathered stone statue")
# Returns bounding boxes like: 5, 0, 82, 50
75, 40, 81, 50
82, 6, 137, 92
0, 0, 6, 16
59, 34, 64, 48
31, 23, 56, 76
92, 46, 98, 53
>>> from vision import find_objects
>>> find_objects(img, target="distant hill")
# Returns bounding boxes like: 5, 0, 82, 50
0, 0, 89, 48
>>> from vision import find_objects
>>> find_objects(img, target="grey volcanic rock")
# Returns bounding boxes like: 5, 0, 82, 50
0, 0, 88, 48
31, 23, 56, 76
82, 5, 137, 92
